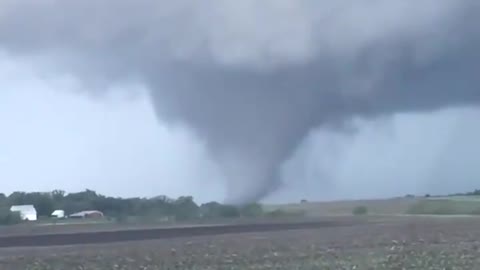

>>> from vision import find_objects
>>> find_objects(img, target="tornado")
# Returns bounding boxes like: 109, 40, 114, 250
0, 0, 479, 203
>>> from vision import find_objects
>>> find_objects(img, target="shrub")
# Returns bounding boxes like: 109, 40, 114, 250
352, 206, 368, 215
219, 205, 241, 218
240, 203, 264, 217
0, 207, 22, 225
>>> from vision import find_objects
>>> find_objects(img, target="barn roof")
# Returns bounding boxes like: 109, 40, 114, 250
10, 205, 36, 213
69, 210, 103, 217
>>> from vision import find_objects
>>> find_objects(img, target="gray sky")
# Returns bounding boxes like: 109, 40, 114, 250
0, 56, 224, 202
0, 1, 479, 203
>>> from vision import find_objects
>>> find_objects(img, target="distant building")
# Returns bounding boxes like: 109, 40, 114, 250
51, 210, 65, 219
10, 205, 37, 221
69, 210, 104, 219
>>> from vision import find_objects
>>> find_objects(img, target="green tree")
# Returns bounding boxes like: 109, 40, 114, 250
240, 203, 263, 217
51, 190, 66, 202
8, 191, 28, 205
219, 205, 241, 218
0, 193, 7, 206
33, 195, 55, 217
0, 207, 22, 225
0, 189, 262, 222
200, 202, 223, 218
7, 192, 55, 217
173, 196, 199, 221
352, 206, 368, 215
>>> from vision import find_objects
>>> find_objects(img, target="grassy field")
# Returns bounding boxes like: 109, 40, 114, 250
1, 216, 480, 269
264, 197, 420, 216
0, 216, 357, 238
407, 198, 480, 215
265, 196, 480, 217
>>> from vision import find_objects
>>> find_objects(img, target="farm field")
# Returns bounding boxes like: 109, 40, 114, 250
0, 219, 224, 237
1, 216, 480, 269
3, 196, 480, 237
266, 196, 480, 216
0, 216, 354, 237
264, 197, 421, 216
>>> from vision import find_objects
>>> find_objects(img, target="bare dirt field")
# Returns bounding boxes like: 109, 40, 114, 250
0, 216, 356, 237
1, 216, 480, 270
0, 219, 361, 248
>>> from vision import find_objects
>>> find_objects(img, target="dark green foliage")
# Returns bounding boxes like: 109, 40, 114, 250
240, 203, 263, 217
352, 206, 368, 215
0, 190, 267, 222
219, 205, 241, 218
200, 202, 268, 219
199, 202, 223, 218
200, 202, 241, 218
7, 192, 55, 217
0, 207, 22, 225
173, 196, 200, 221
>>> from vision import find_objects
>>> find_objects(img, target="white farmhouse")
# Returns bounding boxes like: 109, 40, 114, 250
10, 205, 37, 221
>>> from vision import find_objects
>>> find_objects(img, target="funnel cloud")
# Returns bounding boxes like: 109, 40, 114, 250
0, 1, 479, 203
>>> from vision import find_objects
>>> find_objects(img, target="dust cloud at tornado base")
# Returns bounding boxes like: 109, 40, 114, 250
0, 1, 479, 203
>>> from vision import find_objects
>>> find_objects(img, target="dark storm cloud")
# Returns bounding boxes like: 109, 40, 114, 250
1, 0, 479, 203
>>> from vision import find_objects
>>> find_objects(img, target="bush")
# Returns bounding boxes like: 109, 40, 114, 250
219, 205, 241, 218
0, 208, 22, 225
352, 206, 368, 215
240, 203, 264, 217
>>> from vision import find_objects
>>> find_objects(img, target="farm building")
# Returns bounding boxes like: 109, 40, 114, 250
69, 210, 104, 219
51, 209, 65, 219
10, 205, 37, 221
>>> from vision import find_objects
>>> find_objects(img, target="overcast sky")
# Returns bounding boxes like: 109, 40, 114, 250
1, 53, 479, 203
0, 1, 479, 203
0, 56, 225, 202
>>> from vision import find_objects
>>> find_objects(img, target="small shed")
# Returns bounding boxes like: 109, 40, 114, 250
10, 205, 37, 221
51, 210, 65, 219
69, 210, 104, 219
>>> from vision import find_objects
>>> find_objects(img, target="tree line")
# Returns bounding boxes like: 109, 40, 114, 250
0, 189, 267, 225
